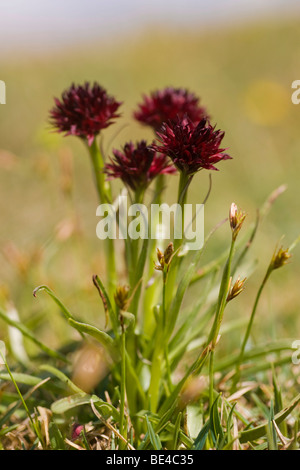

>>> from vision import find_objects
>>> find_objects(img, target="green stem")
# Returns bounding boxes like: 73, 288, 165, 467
87, 139, 117, 298
119, 320, 127, 449
208, 350, 215, 411
235, 269, 271, 381
128, 188, 145, 287
162, 271, 172, 393
206, 238, 235, 407
174, 172, 191, 252
162, 271, 167, 328
142, 175, 165, 336
148, 305, 164, 412
0, 350, 44, 447
88, 139, 111, 204
207, 239, 235, 347
165, 172, 191, 311
126, 188, 146, 371
148, 269, 173, 412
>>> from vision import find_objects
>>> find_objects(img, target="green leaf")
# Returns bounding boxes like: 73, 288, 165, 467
267, 401, 278, 450
0, 424, 19, 437
239, 392, 300, 443
0, 307, 68, 363
92, 396, 120, 422
51, 393, 91, 414
193, 420, 210, 450
146, 415, 162, 450
272, 365, 287, 436
33, 285, 79, 325
215, 339, 296, 372
49, 422, 66, 450
226, 402, 237, 448
172, 412, 182, 450
93, 275, 118, 334
39, 364, 84, 394
0, 372, 44, 387
51, 393, 120, 422
158, 344, 210, 417
210, 394, 224, 445
166, 247, 204, 340
67, 317, 118, 360
138, 407, 193, 450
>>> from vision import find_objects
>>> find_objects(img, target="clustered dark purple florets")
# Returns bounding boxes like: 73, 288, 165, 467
153, 117, 231, 176
50, 83, 231, 189
134, 87, 207, 131
49, 82, 122, 146
104, 141, 176, 191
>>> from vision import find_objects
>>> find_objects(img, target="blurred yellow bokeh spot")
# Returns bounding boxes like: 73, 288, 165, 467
243, 80, 289, 126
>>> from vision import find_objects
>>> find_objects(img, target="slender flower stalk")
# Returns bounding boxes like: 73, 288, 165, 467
156, 243, 175, 391
105, 141, 175, 318
135, 90, 209, 337
119, 311, 127, 449
88, 140, 116, 296
142, 173, 166, 335
163, 171, 192, 313
207, 239, 235, 411
88, 139, 112, 203
207, 204, 245, 409
154, 243, 175, 327
149, 244, 176, 411
235, 245, 291, 383
49, 82, 121, 298
154, 117, 231, 311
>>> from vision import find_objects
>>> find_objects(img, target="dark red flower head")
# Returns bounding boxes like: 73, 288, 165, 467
153, 117, 231, 176
134, 87, 207, 132
49, 82, 122, 146
105, 140, 176, 192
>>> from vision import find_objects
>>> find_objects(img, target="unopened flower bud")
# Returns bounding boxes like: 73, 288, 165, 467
227, 276, 246, 302
154, 243, 175, 272
114, 285, 130, 311
163, 242, 174, 265
229, 203, 246, 241
269, 246, 291, 272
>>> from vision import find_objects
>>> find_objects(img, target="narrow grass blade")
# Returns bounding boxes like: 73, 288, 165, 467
0, 350, 44, 446
33, 285, 78, 324
210, 394, 224, 445
172, 411, 182, 450
67, 317, 118, 360
0, 307, 68, 363
193, 419, 210, 450
267, 401, 278, 450
93, 275, 118, 334
239, 392, 300, 443
146, 415, 162, 450
49, 422, 66, 450
51, 393, 120, 422
39, 364, 84, 394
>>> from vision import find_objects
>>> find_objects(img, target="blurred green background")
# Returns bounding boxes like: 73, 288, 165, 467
1, 8, 300, 355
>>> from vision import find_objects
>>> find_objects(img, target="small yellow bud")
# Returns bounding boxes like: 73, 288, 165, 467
114, 285, 130, 311
154, 243, 175, 272
229, 203, 246, 241
227, 276, 246, 302
269, 246, 291, 271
